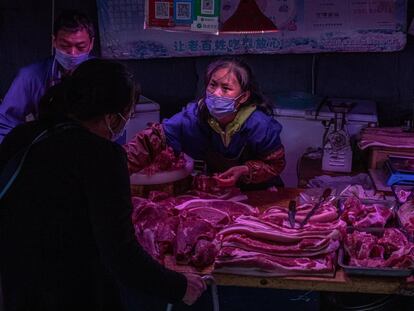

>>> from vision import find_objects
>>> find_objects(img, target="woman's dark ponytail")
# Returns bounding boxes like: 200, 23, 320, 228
38, 59, 136, 123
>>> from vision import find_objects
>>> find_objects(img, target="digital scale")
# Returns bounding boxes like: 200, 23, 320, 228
322, 99, 355, 173
384, 156, 414, 186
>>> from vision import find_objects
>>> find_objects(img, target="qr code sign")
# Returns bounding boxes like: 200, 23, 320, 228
155, 1, 170, 19
177, 2, 191, 20
201, 0, 214, 15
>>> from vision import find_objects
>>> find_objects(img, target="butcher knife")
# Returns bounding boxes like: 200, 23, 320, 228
288, 200, 296, 228
299, 188, 331, 228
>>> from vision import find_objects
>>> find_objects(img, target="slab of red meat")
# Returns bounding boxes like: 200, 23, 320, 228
131, 199, 177, 261
261, 202, 338, 228
174, 199, 259, 219
131, 190, 346, 276
344, 231, 379, 262
219, 215, 345, 244
181, 206, 231, 228
175, 217, 216, 265
191, 174, 249, 201
147, 190, 171, 202
131, 193, 258, 269
132, 201, 169, 231
221, 233, 340, 258
156, 216, 180, 255
191, 239, 219, 268
141, 147, 186, 175
344, 229, 414, 268
341, 197, 393, 228
214, 208, 344, 277
215, 247, 336, 277
170, 198, 259, 267
156, 194, 200, 208
395, 188, 413, 204
397, 201, 414, 238
192, 174, 219, 193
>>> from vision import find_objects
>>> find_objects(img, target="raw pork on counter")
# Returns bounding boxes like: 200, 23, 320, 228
131, 191, 255, 269
260, 201, 339, 228
215, 247, 337, 277
140, 147, 186, 175
343, 228, 414, 268
340, 197, 393, 229
190, 174, 248, 201
132, 189, 344, 277
214, 200, 345, 277
397, 200, 414, 239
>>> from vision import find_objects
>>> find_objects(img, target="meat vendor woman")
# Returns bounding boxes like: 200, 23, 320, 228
125, 57, 286, 190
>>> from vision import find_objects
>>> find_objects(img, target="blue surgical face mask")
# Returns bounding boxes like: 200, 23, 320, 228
205, 92, 244, 120
55, 48, 89, 71
107, 113, 130, 142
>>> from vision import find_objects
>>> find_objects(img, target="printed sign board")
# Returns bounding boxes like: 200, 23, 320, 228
97, 0, 407, 59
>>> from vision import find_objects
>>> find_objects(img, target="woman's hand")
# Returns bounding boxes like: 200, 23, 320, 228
214, 165, 249, 187
182, 273, 207, 305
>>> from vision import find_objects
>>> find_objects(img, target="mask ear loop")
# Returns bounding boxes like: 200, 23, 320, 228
112, 112, 130, 137
105, 118, 116, 138
107, 113, 128, 136
105, 111, 124, 138
235, 92, 244, 101
234, 92, 247, 111
117, 113, 128, 122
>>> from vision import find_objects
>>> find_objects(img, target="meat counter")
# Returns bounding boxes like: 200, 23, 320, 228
213, 189, 414, 296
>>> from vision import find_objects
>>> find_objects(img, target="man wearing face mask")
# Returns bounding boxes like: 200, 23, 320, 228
125, 57, 286, 191
0, 10, 94, 143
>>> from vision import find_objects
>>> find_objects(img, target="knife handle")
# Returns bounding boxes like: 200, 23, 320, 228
320, 188, 332, 202
288, 200, 296, 228
288, 200, 296, 212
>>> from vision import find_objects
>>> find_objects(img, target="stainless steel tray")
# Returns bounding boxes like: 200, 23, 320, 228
338, 248, 413, 277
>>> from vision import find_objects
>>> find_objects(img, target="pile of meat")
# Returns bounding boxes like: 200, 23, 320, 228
190, 175, 249, 201
132, 192, 258, 269
394, 188, 414, 204
340, 197, 393, 229
131, 191, 345, 277
344, 228, 414, 268
397, 200, 414, 240
215, 202, 345, 277
124, 126, 187, 175
192, 174, 221, 193
141, 147, 186, 175
359, 127, 414, 150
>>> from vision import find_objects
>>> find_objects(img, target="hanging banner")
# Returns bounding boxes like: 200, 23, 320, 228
97, 0, 407, 59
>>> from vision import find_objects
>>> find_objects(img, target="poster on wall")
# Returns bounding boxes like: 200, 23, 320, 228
97, 0, 407, 59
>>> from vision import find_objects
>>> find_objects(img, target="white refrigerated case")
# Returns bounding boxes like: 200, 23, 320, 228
272, 93, 378, 187
125, 95, 160, 142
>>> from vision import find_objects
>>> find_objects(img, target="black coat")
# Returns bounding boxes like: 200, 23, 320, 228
0, 120, 186, 311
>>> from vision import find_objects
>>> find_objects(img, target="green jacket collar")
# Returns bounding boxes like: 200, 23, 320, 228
208, 104, 256, 147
